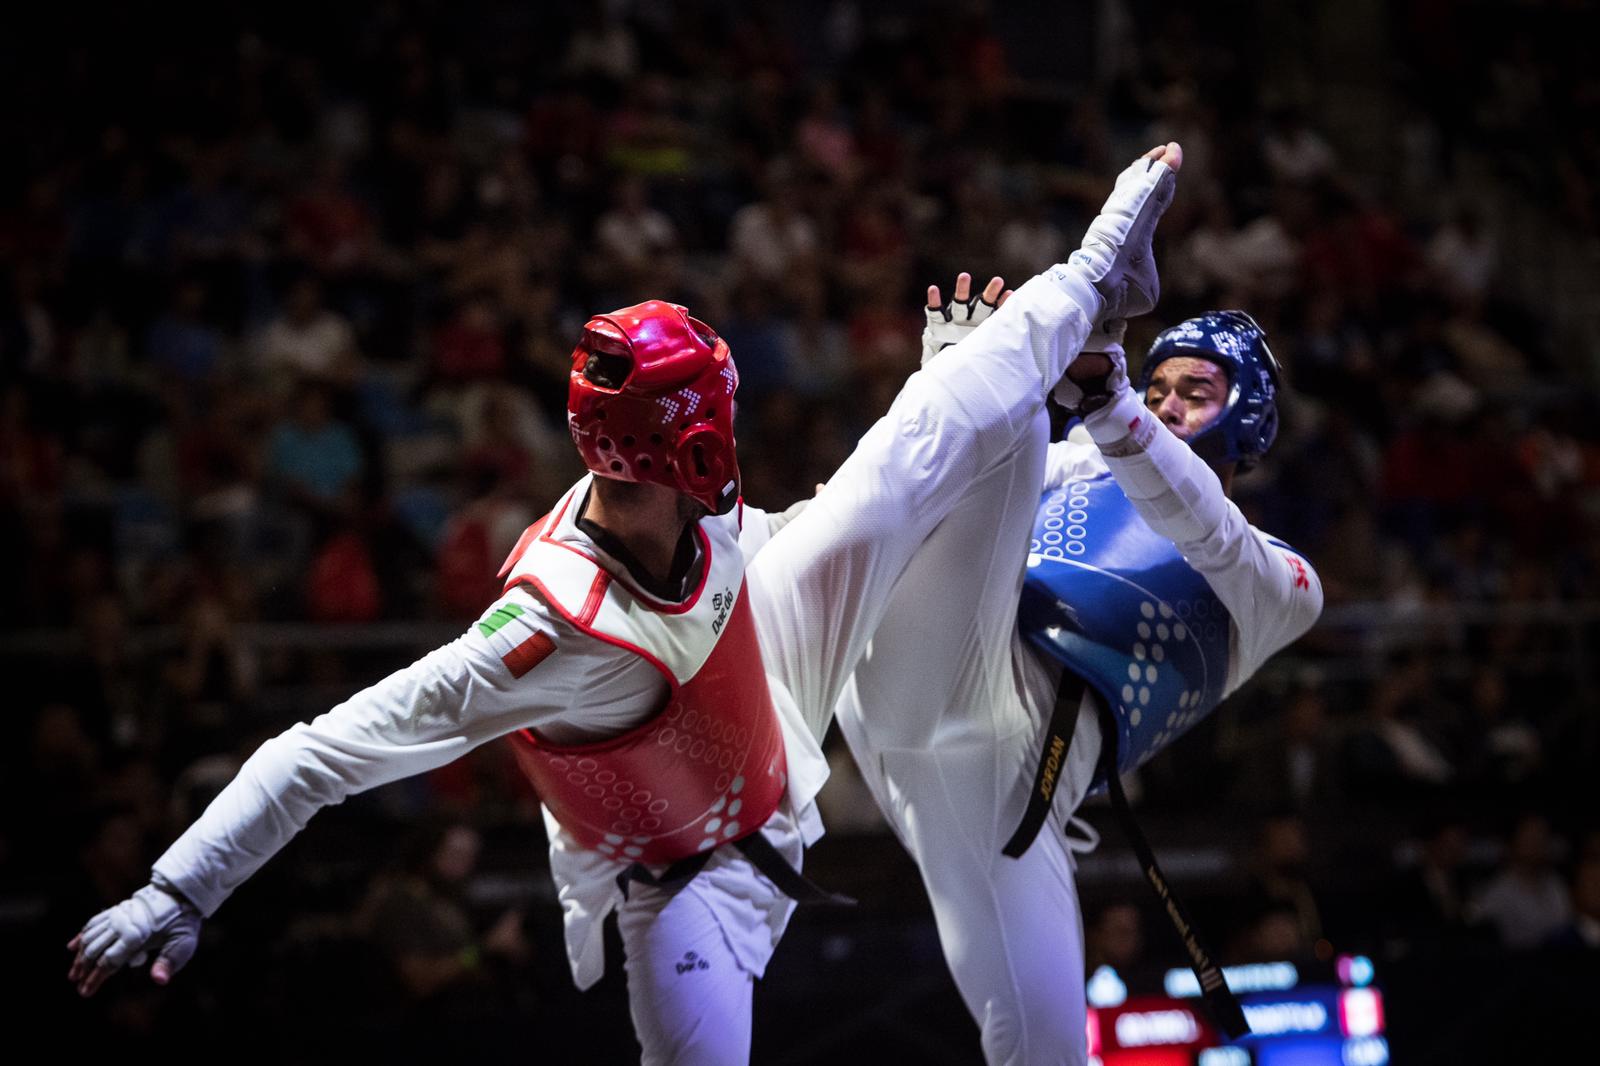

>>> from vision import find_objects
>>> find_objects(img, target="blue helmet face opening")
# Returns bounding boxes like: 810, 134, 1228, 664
1135, 310, 1282, 471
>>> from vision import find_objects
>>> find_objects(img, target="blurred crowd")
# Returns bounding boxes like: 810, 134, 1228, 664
4, 0, 1599, 1054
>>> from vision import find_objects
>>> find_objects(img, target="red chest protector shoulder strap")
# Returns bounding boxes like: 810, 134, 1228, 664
498, 487, 787, 866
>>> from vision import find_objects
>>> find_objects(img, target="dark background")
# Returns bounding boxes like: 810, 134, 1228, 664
3, 0, 1599, 1061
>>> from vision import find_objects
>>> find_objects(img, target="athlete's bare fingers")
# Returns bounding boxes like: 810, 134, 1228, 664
1145, 141, 1182, 172
952, 271, 972, 303
981, 275, 1005, 305
151, 957, 175, 986
67, 935, 93, 983
927, 284, 942, 310
998, 289, 1014, 307
78, 963, 115, 998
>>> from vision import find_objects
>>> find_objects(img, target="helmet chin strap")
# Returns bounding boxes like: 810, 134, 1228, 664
1186, 419, 1231, 465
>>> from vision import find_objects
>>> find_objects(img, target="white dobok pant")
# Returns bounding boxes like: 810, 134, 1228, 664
833, 405, 1105, 1066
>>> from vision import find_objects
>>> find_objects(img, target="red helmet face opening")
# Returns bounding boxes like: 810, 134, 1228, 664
568, 300, 741, 515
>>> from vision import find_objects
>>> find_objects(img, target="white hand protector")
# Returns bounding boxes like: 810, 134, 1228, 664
1053, 319, 1129, 416
1058, 150, 1179, 321
73, 882, 202, 987
921, 290, 1004, 365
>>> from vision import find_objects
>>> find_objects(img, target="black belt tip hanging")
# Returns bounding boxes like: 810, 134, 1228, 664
1004, 672, 1251, 1040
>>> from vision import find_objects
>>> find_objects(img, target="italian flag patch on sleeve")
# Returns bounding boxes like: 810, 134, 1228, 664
477, 601, 556, 678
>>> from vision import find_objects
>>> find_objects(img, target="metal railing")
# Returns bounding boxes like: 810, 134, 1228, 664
3, 599, 1596, 676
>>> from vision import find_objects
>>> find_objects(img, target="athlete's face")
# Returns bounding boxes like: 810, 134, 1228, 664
1143, 356, 1229, 442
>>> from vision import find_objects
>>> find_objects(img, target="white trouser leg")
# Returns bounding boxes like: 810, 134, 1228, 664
831, 400, 1102, 1064
749, 273, 1099, 741
618, 879, 756, 1066
874, 733, 1092, 1066
838, 408, 1049, 754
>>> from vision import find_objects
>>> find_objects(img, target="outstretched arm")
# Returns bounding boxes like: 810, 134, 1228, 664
1080, 388, 1323, 679
67, 588, 591, 995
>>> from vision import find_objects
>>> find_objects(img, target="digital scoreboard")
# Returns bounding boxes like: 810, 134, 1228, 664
1087, 956, 1388, 1066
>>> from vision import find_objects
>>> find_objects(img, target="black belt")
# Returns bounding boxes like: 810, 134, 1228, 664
1002, 672, 1088, 858
1006, 671, 1250, 1040
616, 830, 855, 907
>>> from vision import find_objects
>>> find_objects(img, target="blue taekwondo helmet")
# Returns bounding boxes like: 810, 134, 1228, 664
1134, 310, 1283, 472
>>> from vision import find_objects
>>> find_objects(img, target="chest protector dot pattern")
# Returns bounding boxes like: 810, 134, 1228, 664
499, 493, 787, 866
1019, 473, 1233, 786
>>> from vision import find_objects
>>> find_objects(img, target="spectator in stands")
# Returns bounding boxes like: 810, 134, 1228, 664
1235, 814, 1325, 959
835, 189, 911, 300
254, 276, 360, 388
1086, 902, 1146, 975
354, 818, 530, 1000
1381, 812, 1482, 951
1471, 811, 1572, 950
265, 380, 364, 517
430, 291, 508, 382
1342, 651, 1456, 804
1261, 104, 1337, 184
562, 7, 638, 86
1545, 855, 1600, 950
776, 274, 851, 398
794, 82, 856, 183
996, 189, 1067, 289
590, 175, 679, 302
1456, 664, 1543, 799
729, 165, 819, 285
284, 156, 376, 276
26, 705, 103, 847
1426, 205, 1499, 309
145, 278, 222, 386
160, 591, 258, 731
1228, 672, 1342, 814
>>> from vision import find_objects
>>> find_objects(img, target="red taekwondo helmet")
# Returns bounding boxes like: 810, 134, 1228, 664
568, 300, 741, 515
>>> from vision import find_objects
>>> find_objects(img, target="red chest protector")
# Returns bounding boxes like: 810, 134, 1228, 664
497, 483, 787, 866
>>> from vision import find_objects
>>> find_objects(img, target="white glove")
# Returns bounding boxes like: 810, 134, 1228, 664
921, 286, 1004, 365
68, 880, 203, 996
1053, 319, 1130, 416
1055, 145, 1180, 322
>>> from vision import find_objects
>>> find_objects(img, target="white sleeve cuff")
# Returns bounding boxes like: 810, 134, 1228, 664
1042, 265, 1106, 321
1082, 389, 1229, 547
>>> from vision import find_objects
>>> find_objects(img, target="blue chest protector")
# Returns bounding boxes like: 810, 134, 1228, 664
1019, 472, 1233, 786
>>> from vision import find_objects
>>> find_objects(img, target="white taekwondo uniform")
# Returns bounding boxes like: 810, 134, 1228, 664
835, 387, 1324, 1066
